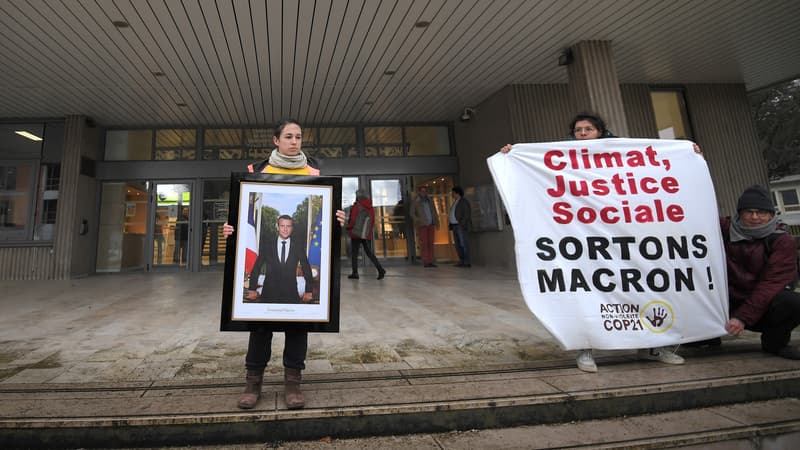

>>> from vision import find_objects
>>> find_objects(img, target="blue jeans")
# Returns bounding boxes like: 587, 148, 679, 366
451, 224, 470, 264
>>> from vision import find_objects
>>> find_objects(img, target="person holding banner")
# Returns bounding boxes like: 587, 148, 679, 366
346, 189, 386, 280
722, 185, 800, 359
500, 112, 690, 373
222, 118, 346, 410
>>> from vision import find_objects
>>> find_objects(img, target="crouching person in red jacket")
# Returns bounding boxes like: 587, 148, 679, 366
722, 185, 800, 359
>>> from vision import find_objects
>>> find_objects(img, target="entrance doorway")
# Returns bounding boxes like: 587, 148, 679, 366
368, 177, 411, 261
151, 182, 193, 270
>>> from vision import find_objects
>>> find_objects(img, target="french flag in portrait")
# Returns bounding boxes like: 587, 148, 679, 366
243, 193, 261, 274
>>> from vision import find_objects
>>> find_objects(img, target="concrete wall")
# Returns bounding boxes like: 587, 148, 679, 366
453, 82, 766, 270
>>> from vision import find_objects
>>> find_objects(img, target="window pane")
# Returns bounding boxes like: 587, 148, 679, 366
204, 129, 242, 146
200, 180, 229, 268
156, 129, 196, 147
155, 129, 195, 161
318, 127, 356, 158
96, 182, 148, 272
245, 128, 273, 159
365, 127, 403, 157
781, 189, 799, 206
0, 162, 36, 241
105, 130, 152, 160
650, 91, 692, 140
406, 126, 450, 156
34, 163, 59, 241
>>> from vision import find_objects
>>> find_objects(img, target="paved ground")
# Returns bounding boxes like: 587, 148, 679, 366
0, 264, 569, 384
2, 264, 800, 448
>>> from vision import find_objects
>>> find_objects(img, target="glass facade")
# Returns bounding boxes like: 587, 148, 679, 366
0, 123, 58, 242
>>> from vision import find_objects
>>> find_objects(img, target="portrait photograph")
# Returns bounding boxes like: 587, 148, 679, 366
221, 173, 341, 332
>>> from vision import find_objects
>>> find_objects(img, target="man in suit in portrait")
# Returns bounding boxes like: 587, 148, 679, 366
246, 215, 314, 304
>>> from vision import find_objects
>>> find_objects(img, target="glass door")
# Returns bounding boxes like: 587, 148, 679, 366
369, 178, 409, 261
151, 182, 192, 269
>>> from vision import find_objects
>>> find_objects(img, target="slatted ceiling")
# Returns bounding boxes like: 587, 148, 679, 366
125, 2, 217, 125
1, 1, 799, 126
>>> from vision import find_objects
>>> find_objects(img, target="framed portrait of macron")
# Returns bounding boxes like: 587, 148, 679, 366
221, 173, 342, 332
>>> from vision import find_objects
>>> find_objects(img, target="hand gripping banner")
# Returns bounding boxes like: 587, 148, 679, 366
487, 138, 728, 350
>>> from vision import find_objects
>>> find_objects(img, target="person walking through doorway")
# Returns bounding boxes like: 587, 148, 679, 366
346, 189, 386, 280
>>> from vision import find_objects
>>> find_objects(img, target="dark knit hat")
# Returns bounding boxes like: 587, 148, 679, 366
736, 185, 774, 212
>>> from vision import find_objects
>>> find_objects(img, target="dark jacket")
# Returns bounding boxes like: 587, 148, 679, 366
721, 216, 798, 326
347, 197, 376, 240
248, 236, 314, 303
453, 197, 472, 231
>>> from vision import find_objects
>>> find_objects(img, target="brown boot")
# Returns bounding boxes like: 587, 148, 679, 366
237, 369, 263, 409
284, 367, 305, 409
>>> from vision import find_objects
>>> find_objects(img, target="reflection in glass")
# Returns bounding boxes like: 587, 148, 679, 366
406, 126, 450, 155
153, 183, 191, 268
97, 182, 148, 272
364, 127, 403, 157
104, 130, 153, 160
370, 179, 406, 259
201, 180, 229, 267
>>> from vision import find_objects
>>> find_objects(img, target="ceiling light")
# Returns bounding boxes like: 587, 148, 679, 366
383, 70, 396, 76
15, 130, 43, 141
152, 71, 165, 77
176, 102, 188, 107
112, 20, 130, 28
414, 21, 430, 28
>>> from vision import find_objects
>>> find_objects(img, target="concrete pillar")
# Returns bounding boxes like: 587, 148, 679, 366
53, 115, 86, 279
566, 40, 629, 137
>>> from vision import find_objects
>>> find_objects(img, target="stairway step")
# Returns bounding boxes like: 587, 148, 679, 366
1, 348, 799, 448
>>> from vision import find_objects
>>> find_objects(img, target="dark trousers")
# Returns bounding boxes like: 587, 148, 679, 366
245, 329, 308, 371
747, 290, 800, 352
451, 224, 470, 264
350, 238, 383, 274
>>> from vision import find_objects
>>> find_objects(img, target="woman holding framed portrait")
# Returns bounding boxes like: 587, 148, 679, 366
223, 118, 346, 410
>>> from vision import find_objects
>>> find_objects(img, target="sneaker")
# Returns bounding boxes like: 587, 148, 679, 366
638, 347, 684, 365
576, 349, 597, 373
377, 269, 386, 280
347, 273, 359, 279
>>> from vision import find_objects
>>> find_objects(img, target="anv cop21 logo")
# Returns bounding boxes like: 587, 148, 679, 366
600, 300, 675, 334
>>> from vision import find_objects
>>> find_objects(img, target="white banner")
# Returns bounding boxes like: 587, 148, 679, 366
487, 138, 728, 350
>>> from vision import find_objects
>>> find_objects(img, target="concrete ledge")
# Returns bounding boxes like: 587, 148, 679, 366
1, 349, 799, 448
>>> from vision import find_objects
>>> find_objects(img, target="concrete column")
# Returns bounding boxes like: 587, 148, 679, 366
566, 40, 629, 137
53, 115, 86, 279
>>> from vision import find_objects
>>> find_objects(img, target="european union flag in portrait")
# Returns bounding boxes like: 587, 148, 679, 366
307, 211, 323, 269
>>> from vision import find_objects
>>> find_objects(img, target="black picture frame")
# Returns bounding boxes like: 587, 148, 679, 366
220, 173, 341, 332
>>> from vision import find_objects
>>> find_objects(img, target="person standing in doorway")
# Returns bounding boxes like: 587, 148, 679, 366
449, 186, 472, 267
173, 207, 189, 264
223, 118, 346, 411
346, 189, 386, 280
410, 185, 439, 267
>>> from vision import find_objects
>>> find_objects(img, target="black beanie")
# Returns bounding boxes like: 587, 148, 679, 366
736, 185, 774, 212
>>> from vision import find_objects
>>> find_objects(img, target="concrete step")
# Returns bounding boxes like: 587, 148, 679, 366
1, 344, 799, 448
276, 399, 800, 449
